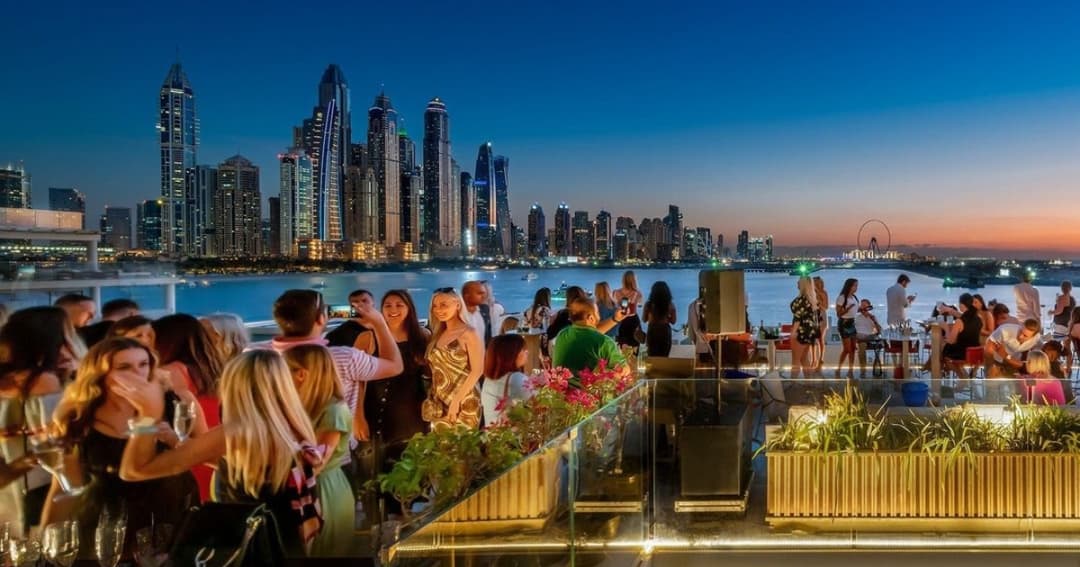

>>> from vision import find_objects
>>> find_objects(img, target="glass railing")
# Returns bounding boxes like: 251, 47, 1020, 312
380, 372, 1080, 564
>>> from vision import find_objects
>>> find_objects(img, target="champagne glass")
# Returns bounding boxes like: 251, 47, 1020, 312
0, 522, 10, 566
8, 536, 41, 567
28, 432, 86, 500
95, 508, 127, 567
133, 523, 173, 567
172, 400, 198, 444
43, 521, 80, 567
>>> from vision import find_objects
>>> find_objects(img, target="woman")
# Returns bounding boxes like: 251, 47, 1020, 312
813, 276, 829, 373
152, 313, 226, 501
115, 349, 323, 556
424, 288, 484, 429
108, 315, 156, 348
1050, 281, 1075, 335
0, 307, 84, 536
199, 312, 249, 362
370, 290, 428, 463
282, 345, 351, 557
790, 277, 820, 379
835, 278, 859, 378
595, 282, 618, 338
524, 288, 552, 332
45, 338, 200, 558
1066, 308, 1080, 376
613, 271, 644, 348
972, 295, 994, 343
1025, 350, 1066, 406
942, 293, 983, 379
643, 281, 677, 357
481, 334, 531, 426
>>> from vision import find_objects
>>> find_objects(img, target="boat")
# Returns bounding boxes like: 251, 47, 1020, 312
522, 272, 538, 281
199, 279, 211, 287
420, 267, 440, 273
942, 276, 985, 289
480, 264, 499, 271
552, 282, 570, 300
312, 279, 327, 289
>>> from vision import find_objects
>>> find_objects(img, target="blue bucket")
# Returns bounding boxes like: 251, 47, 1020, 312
901, 381, 930, 407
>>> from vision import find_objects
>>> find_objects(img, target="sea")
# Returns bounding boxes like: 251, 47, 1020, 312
93, 267, 1067, 329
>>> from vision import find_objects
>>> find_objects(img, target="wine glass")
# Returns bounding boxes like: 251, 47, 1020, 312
27, 431, 86, 500
43, 521, 79, 567
8, 535, 41, 567
133, 523, 173, 567
95, 509, 127, 567
172, 399, 198, 444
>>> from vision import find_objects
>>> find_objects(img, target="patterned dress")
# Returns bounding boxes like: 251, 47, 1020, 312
425, 339, 481, 429
791, 295, 821, 345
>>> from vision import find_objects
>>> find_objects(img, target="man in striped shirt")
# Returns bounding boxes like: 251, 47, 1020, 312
249, 289, 403, 436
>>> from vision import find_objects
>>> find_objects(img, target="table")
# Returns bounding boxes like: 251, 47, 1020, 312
880, 329, 927, 379
756, 337, 783, 371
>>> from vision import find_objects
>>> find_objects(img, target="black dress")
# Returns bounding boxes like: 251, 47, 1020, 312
943, 310, 982, 360
364, 340, 426, 449
74, 392, 199, 558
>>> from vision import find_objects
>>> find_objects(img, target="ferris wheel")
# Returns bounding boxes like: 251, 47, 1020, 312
857, 219, 891, 257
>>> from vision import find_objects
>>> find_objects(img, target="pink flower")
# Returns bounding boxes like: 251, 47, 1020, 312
566, 389, 599, 410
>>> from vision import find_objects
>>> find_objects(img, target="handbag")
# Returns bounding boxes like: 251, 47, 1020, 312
168, 503, 286, 567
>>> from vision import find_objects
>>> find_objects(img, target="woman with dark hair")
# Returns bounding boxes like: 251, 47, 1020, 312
524, 287, 552, 332
643, 281, 676, 357
481, 335, 530, 425
942, 293, 983, 378
109, 315, 156, 348
972, 295, 994, 343
0, 307, 85, 535
369, 290, 429, 453
152, 313, 225, 501
835, 278, 859, 378
42, 337, 200, 558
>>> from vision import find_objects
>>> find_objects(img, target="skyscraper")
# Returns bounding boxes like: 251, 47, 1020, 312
48, 188, 86, 227
278, 147, 313, 256
0, 163, 31, 209
213, 155, 261, 257
422, 97, 453, 248
136, 199, 163, 251
188, 165, 216, 256
493, 155, 512, 256
100, 206, 132, 251
459, 172, 475, 256
527, 203, 546, 257
737, 230, 749, 259
554, 202, 571, 256
594, 210, 612, 260
399, 129, 420, 248
664, 205, 683, 260
367, 91, 399, 247
473, 143, 497, 256
299, 65, 350, 242
267, 197, 281, 256
158, 61, 198, 256
572, 211, 593, 257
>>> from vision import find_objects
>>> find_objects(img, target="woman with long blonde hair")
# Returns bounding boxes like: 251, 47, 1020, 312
283, 345, 352, 557
594, 282, 618, 338
114, 349, 322, 555
613, 271, 644, 347
813, 276, 829, 374
790, 277, 820, 379
424, 287, 483, 429
43, 337, 200, 556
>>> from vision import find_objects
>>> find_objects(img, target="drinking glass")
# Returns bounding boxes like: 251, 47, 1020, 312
8, 536, 41, 567
43, 521, 79, 567
28, 431, 86, 500
0, 522, 10, 566
172, 400, 198, 444
95, 509, 127, 567
133, 523, 173, 567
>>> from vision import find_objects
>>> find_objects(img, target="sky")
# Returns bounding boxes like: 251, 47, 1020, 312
4, 0, 1080, 257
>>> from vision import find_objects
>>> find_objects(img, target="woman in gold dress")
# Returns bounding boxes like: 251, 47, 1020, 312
423, 288, 484, 429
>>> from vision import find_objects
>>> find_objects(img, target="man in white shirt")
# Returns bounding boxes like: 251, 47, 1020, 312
853, 299, 882, 377
462, 280, 493, 342
886, 274, 916, 326
984, 318, 1042, 377
1013, 271, 1041, 326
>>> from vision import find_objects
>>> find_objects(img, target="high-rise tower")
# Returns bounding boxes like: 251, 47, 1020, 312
368, 91, 400, 247
299, 64, 350, 241
158, 61, 198, 256
473, 143, 497, 256
493, 155, 512, 255
422, 98, 454, 248
278, 147, 313, 256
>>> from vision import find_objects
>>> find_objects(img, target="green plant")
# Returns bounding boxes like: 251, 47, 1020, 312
1008, 404, 1080, 453
762, 383, 888, 453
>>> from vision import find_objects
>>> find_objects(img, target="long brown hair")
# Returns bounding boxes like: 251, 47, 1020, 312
0, 306, 86, 390
484, 334, 526, 380
381, 289, 427, 366
153, 313, 225, 396
56, 337, 156, 442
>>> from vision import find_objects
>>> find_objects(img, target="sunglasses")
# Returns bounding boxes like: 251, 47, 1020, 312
434, 287, 457, 294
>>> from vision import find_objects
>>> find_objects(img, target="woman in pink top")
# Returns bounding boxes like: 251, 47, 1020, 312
153, 313, 226, 501
1025, 350, 1066, 406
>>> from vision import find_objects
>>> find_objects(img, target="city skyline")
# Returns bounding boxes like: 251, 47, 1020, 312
6, 2, 1080, 256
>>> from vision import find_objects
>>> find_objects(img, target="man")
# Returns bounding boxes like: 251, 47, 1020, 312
885, 274, 916, 326
325, 289, 377, 352
54, 293, 96, 328
1013, 271, 1041, 326
79, 298, 140, 347
462, 280, 493, 343
250, 289, 403, 440
551, 297, 628, 375
984, 318, 1042, 377
853, 299, 882, 377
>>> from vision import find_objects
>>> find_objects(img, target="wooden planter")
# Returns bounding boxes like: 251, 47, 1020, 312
421, 447, 563, 535
766, 452, 1080, 531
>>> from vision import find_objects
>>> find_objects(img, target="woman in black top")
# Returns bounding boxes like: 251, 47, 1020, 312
643, 281, 676, 357
371, 290, 428, 449
943, 293, 983, 378
1051, 281, 1075, 333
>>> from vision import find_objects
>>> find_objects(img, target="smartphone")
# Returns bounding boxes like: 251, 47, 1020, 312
329, 305, 355, 318
619, 298, 630, 314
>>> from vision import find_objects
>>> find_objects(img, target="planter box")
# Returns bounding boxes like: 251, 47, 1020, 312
421, 447, 562, 535
766, 452, 1080, 531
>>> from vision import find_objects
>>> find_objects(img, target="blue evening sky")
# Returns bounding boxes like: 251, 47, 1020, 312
4, 0, 1080, 253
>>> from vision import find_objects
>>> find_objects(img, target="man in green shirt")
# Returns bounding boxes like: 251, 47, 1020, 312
552, 297, 628, 374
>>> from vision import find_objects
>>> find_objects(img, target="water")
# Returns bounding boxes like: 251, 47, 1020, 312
99, 267, 1069, 328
